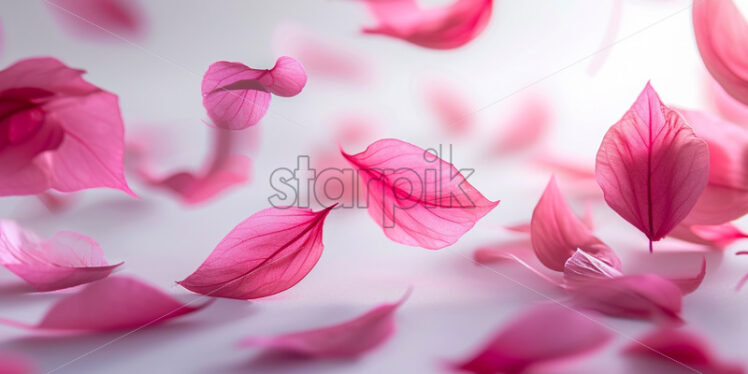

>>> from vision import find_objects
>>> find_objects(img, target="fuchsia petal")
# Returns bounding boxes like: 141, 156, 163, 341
201, 57, 307, 130
341, 139, 498, 249
669, 223, 748, 250
361, 0, 493, 49
0, 220, 121, 291
242, 290, 409, 358
47, 0, 146, 41
595, 83, 710, 249
693, 0, 748, 106
624, 328, 745, 374
531, 177, 621, 271
452, 304, 612, 374
677, 109, 748, 225
179, 206, 334, 299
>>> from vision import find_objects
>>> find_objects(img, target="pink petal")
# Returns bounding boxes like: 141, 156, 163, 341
242, 290, 409, 358
452, 304, 612, 374
492, 93, 552, 154
677, 109, 748, 225
669, 223, 748, 250
341, 139, 498, 249
423, 79, 473, 135
473, 241, 561, 286
201, 57, 307, 130
705, 76, 748, 126
531, 176, 621, 271
361, 0, 493, 49
693, 0, 748, 106
667, 257, 707, 294
0, 276, 206, 332
624, 328, 745, 374
563, 249, 623, 286
46, 0, 146, 41
0, 220, 121, 291
0, 353, 35, 374
587, 0, 623, 75
178, 206, 334, 299
595, 83, 710, 250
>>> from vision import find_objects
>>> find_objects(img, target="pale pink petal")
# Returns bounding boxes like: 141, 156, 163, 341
587, 0, 623, 75
341, 139, 498, 249
705, 77, 748, 126
624, 328, 745, 374
492, 93, 552, 154
452, 304, 612, 374
423, 79, 473, 135
563, 249, 623, 286
531, 176, 621, 271
595, 83, 710, 250
179, 206, 334, 299
693, 0, 748, 106
242, 291, 409, 358
362, 0, 492, 50
47, 0, 146, 41
677, 109, 748, 225
0, 220, 121, 291
201, 57, 307, 130
669, 223, 748, 250
473, 241, 561, 286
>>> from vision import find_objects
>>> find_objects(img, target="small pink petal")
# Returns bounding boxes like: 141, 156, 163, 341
473, 241, 561, 286
201, 57, 307, 130
624, 328, 745, 374
492, 93, 552, 154
179, 206, 334, 299
423, 79, 473, 135
0, 220, 121, 291
361, 0, 493, 49
587, 0, 623, 75
669, 223, 748, 250
46, 0, 146, 41
341, 139, 498, 249
705, 76, 748, 126
667, 257, 707, 294
452, 304, 612, 374
595, 83, 710, 249
242, 290, 409, 358
563, 249, 623, 286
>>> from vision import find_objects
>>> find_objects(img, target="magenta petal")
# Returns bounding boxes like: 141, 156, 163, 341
242, 291, 408, 358
201, 57, 307, 130
342, 138, 498, 249
0, 220, 121, 291
452, 304, 612, 374
595, 83, 710, 247
531, 177, 621, 271
179, 206, 334, 299
693, 0, 748, 106
624, 328, 745, 374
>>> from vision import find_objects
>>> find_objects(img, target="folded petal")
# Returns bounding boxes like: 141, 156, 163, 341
342, 139, 498, 249
179, 206, 334, 299
242, 290, 409, 358
595, 83, 710, 249
0, 220, 121, 291
452, 304, 612, 374
531, 176, 621, 271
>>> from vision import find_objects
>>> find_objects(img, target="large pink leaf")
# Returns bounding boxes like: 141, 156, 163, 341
0, 276, 206, 332
693, 0, 748, 106
452, 304, 612, 374
677, 109, 748, 225
595, 83, 710, 250
341, 139, 498, 249
624, 328, 745, 374
47, 0, 146, 41
242, 291, 409, 358
179, 206, 334, 299
361, 0, 492, 49
0, 220, 121, 291
201, 57, 307, 130
531, 176, 621, 271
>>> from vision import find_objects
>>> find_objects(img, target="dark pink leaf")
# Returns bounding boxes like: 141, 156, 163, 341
693, 0, 748, 106
242, 290, 409, 358
47, 0, 146, 41
361, 0, 493, 49
341, 139, 498, 249
624, 328, 745, 374
531, 176, 621, 271
452, 304, 612, 374
0, 276, 206, 332
179, 206, 334, 299
201, 57, 307, 130
595, 83, 710, 250
0, 220, 121, 291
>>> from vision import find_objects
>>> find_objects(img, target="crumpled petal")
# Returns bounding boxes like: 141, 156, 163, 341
595, 83, 710, 249
201, 56, 307, 130
624, 328, 745, 374
0, 220, 121, 291
242, 290, 409, 358
179, 206, 334, 299
693, 0, 748, 106
531, 176, 621, 271
46, 0, 146, 41
342, 138, 498, 249
361, 0, 492, 49
452, 304, 612, 374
